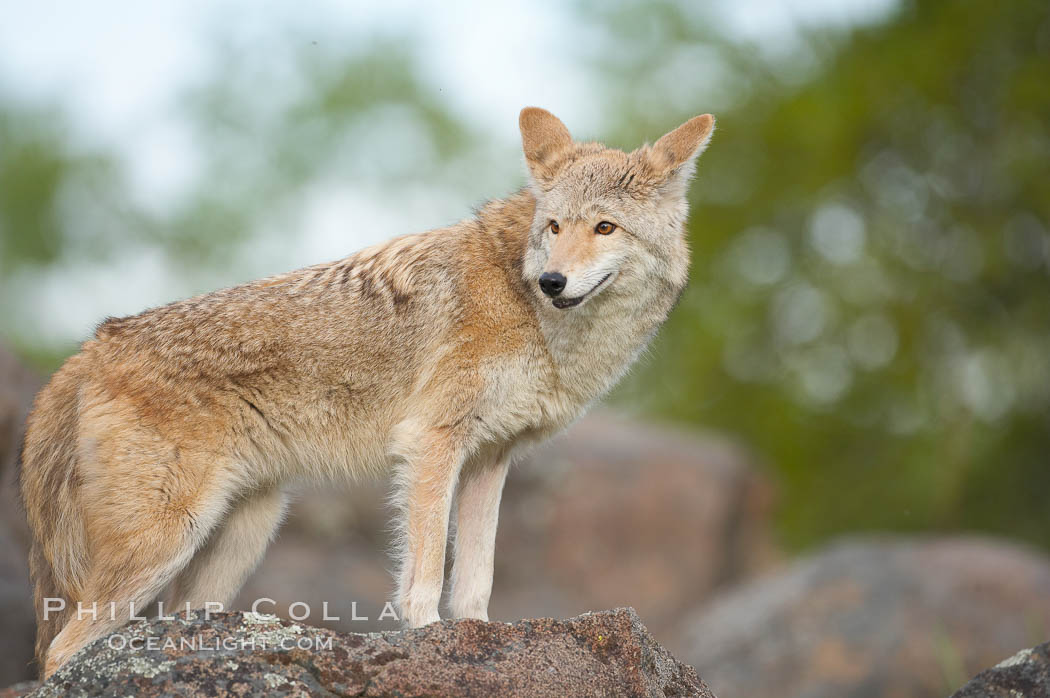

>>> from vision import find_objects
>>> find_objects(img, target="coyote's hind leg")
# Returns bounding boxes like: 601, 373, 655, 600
167, 486, 287, 612
43, 440, 234, 678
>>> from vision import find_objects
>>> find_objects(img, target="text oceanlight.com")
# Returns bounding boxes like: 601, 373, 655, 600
107, 634, 335, 653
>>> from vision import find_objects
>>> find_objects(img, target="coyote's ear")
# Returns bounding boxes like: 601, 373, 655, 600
649, 114, 715, 195
519, 107, 573, 186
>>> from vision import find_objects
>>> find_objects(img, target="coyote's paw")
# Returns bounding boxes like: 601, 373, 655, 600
399, 588, 442, 628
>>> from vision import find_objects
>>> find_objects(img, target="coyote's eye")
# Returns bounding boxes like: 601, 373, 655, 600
595, 221, 616, 235
549, 221, 560, 234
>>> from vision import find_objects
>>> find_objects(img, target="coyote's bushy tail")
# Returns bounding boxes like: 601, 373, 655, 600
20, 356, 88, 676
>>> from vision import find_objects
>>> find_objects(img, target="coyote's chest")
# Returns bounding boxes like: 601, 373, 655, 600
530, 285, 677, 425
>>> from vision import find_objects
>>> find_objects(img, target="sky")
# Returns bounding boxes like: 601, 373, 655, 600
0, 0, 898, 182
0, 0, 898, 350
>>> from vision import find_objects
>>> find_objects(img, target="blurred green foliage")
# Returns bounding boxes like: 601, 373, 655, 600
1, 0, 1047, 550
0, 105, 130, 271
1, 37, 480, 369
606, 0, 1050, 549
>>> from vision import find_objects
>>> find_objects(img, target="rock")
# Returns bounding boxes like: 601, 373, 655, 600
233, 485, 406, 634
27, 608, 714, 697
494, 413, 779, 649
0, 531, 35, 688
680, 537, 1050, 698
0, 346, 40, 687
951, 641, 1050, 697
0, 343, 40, 544
237, 411, 778, 650
0, 682, 38, 698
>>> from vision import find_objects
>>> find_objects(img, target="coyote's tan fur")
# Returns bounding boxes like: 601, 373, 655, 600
20, 107, 714, 677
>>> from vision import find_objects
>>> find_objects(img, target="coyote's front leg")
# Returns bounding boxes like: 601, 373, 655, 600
394, 427, 467, 627
449, 457, 510, 620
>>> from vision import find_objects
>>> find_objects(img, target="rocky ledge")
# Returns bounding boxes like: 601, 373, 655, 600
950, 641, 1050, 697
8, 608, 712, 697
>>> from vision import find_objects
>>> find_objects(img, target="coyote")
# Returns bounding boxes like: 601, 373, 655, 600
21, 107, 714, 677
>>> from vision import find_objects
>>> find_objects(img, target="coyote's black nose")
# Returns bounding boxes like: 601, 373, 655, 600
539, 272, 567, 297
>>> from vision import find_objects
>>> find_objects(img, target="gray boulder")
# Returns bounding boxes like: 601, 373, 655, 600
681, 537, 1050, 698
0, 346, 40, 687
951, 642, 1050, 697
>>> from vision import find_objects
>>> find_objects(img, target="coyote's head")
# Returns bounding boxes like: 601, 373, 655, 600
519, 107, 714, 311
